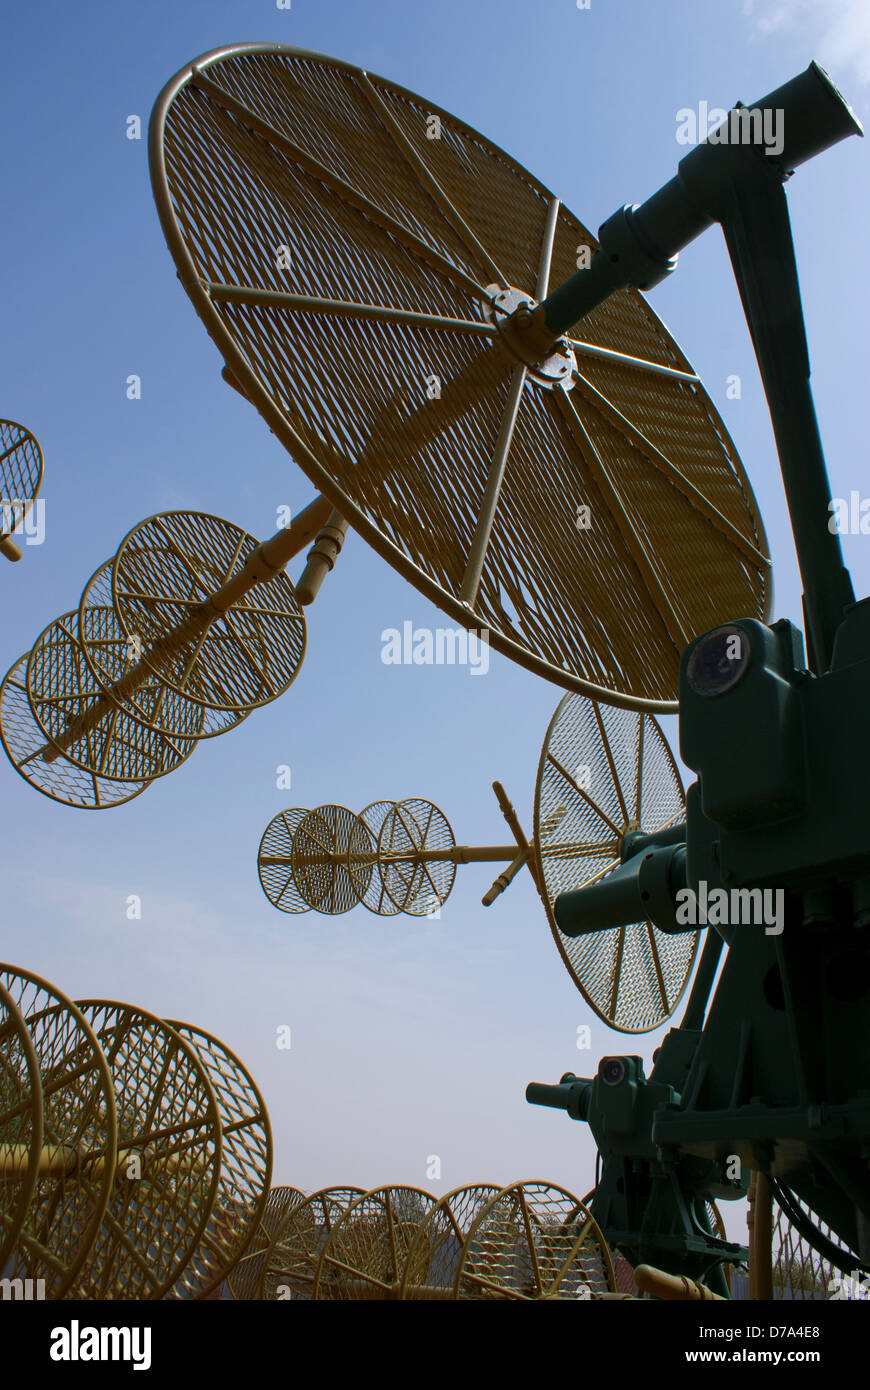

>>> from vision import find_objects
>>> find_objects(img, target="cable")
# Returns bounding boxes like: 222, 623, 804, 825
770, 1178, 868, 1278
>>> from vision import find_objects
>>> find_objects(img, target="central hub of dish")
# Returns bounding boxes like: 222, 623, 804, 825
484, 284, 576, 390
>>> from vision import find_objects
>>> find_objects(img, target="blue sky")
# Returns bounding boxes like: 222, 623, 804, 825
1, 0, 868, 1247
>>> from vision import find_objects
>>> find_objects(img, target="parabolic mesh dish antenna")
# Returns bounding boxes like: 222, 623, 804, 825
78, 561, 242, 741
150, 43, 770, 711
164, 1022, 272, 1300
0, 959, 273, 1300
453, 1182, 616, 1301
26, 611, 200, 783
262, 1186, 365, 1300
398, 1183, 502, 1299
0, 420, 43, 563
226, 1185, 305, 1300
0, 967, 117, 1299
71, 1001, 223, 1299
257, 696, 692, 1033
0, 655, 150, 809
535, 692, 693, 1032
0, 502, 315, 809
0, 979, 42, 1275
312, 1186, 437, 1300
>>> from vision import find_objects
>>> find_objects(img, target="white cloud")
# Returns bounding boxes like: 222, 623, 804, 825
743, 0, 870, 85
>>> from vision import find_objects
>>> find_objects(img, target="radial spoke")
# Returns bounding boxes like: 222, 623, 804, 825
535, 198, 561, 301
0, 433, 27, 468
646, 924, 670, 1015
609, 926, 626, 1019
593, 704, 629, 823
556, 390, 690, 654
205, 282, 497, 338
459, 363, 528, 608
518, 1192, 543, 1297
546, 752, 622, 837
568, 339, 700, 383
569, 369, 769, 568
189, 65, 489, 304
356, 71, 507, 287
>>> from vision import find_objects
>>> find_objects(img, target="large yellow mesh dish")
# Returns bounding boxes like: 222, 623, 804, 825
165, 1023, 272, 1300
112, 511, 307, 713
535, 692, 695, 1032
0, 420, 43, 546
262, 1186, 365, 1300
227, 1186, 305, 1299
0, 978, 42, 1275
0, 655, 150, 810
150, 44, 770, 712
0, 967, 117, 1300
455, 1181, 616, 1300
398, 1183, 502, 1299
313, 1186, 436, 1300
70, 1002, 222, 1299
257, 809, 312, 914
25, 611, 199, 783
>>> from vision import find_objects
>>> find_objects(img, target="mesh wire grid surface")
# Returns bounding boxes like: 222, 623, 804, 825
112, 511, 307, 712
226, 1186, 305, 1299
71, 1002, 222, 1299
0, 967, 117, 1299
0, 655, 150, 809
535, 693, 695, 1032
0, 979, 42, 1275
455, 1181, 616, 1300
26, 611, 199, 783
79, 560, 246, 740
0, 420, 43, 539
262, 1186, 365, 1300
258, 808, 312, 913
291, 805, 372, 913
165, 1023, 272, 1300
151, 45, 770, 711
377, 798, 456, 915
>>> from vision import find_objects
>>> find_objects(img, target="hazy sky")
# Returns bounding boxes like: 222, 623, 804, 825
1, 0, 868, 1251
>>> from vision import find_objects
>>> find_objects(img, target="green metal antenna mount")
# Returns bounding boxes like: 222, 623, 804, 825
528, 62, 870, 1282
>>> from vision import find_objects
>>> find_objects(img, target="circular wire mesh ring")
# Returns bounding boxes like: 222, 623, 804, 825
0, 655, 149, 809
378, 799, 456, 916
150, 45, 770, 712
534, 692, 694, 1033
257, 809, 311, 914
71, 1001, 223, 1300
0, 965, 118, 1299
227, 1186, 305, 1300
0, 978, 42, 1276
399, 1184, 502, 1299
165, 1021, 273, 1300
313, 1186, 436, 1301
292, 805, 372, 914
0, 420, 44, 544
79, 560, 248, 740
262, 1187, 365, 1301
112, 511, 307, 712
353, 801, 402, 916
456, 1180, 616, 1300
26, 610, 200, 782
